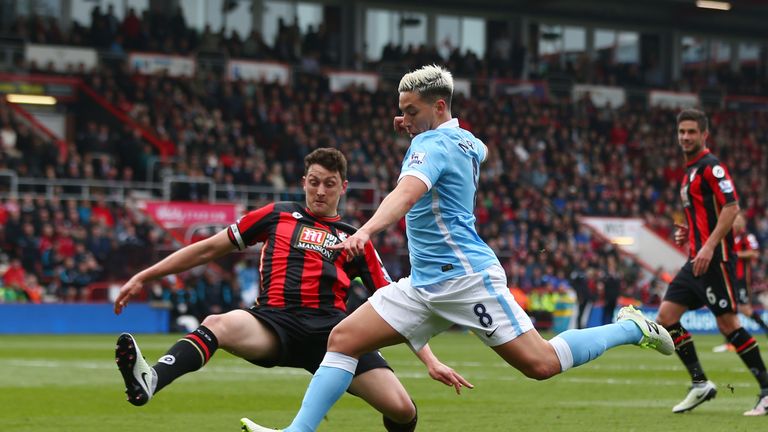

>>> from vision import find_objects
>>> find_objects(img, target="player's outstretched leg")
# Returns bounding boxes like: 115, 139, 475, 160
115, 326, 219, 406
616, 306, 674, 354
151, 325, 219, 393
115, 333, 155, 406
241, 418, 282, 432
546, 305, 673, 375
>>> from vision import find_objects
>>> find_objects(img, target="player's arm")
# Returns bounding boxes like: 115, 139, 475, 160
413, 344, 474, 394
331, 176, 427, 256
361, 175, 426, 237
114, 229, 235, 314
736, 249, 760, 260
674, 223, 688, 246
692, 203, 739, 277
737, 235, 760, 260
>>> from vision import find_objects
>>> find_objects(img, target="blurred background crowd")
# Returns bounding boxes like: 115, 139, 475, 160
1, 2, 766, 330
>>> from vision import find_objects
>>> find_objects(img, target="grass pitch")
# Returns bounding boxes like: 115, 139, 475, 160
0, 331, 765, 431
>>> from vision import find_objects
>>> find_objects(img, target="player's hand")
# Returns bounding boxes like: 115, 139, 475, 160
328, 230, 371, 258
674, 223, 688, 246
114, 277, 144, 315
691, 244, 714, 277
426, 360, 474, 395
393, 116, 407, 134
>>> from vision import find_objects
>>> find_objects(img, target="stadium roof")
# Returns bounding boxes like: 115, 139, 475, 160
378, 0, 768, 39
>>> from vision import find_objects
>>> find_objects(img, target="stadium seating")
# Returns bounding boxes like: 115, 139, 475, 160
1, 7, 765, 316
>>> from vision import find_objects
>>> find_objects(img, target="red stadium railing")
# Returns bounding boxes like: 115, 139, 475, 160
1, 72, 176, 158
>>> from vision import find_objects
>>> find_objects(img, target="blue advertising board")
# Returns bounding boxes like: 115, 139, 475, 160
589, 306, 768, 334
0, 303, 169, 334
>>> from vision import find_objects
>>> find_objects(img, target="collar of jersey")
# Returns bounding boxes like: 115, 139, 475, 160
304, 207, 341, 222
436, 118, 459, 129
686, 148, 710, 167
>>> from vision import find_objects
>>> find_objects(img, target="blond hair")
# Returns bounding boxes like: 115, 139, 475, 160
398, 64, 453, 108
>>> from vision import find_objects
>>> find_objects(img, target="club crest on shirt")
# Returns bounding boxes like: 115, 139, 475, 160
712, 165, 725, 178
408, 152, 426, 167
294, 225, 340, 260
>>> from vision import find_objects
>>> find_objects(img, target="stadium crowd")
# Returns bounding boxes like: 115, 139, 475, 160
6, 5, 768, 95
1, 7, 766, 328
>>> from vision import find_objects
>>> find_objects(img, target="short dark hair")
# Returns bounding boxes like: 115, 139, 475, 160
420, 87, 453, 111
304, 148, 347, 181
677, 109, 709, 132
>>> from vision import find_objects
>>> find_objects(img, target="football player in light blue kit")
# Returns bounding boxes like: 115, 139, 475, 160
241, 65, 674, 432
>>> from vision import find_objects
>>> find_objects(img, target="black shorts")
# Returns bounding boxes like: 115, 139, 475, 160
664, 260, 738, 316
245, 306, 390, 376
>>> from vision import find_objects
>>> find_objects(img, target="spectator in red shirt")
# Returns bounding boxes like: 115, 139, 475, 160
90, 196, 115, 227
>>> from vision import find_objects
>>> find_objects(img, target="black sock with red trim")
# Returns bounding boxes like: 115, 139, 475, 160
727, 327, 768, 391
152, 325, 219, 393
667, 322, 708, 382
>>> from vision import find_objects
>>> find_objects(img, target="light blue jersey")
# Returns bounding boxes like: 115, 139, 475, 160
398, 118, 500, 286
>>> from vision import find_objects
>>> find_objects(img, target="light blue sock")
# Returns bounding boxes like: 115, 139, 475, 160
285, 352, 357, 432
551, 320, 642, 370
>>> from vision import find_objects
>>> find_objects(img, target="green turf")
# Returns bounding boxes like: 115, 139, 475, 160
0, 331, 765, 431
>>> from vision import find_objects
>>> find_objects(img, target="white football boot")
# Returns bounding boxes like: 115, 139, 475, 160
617, 305, 675, 355
672, 380, 717, 413
241, 418, 282, 432
116, 333, 155, 406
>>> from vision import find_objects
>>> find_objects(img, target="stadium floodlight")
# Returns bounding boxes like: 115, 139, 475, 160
6, 94, 57, 105
695, 0, 731, 11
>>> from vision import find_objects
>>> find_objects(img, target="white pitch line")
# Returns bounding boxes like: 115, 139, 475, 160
0, 358, 759, 390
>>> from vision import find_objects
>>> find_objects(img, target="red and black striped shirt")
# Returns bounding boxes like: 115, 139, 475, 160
227, 202, 391, 312
734, 230, 759, 282
679, 149, 739, 261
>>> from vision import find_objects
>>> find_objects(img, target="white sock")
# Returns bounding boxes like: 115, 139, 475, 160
320, 351, 358, 374
548, 336, 574, 372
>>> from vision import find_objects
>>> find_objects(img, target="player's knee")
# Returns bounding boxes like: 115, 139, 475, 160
327, 324, 359, 355
522, 362, 559, 381
383, 399, 417, 431
716, 311, 739, 327
391, 396, 417, 423
655, 312, 675, 328
200, 314, 227, 342
327, 326, 344, 350
716, 319, 740, 336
